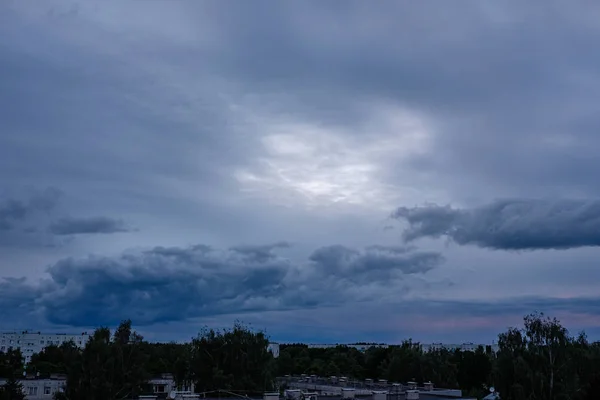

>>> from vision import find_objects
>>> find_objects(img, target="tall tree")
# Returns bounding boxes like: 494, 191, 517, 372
0, 349, 23, 379
61, 320, 148, 400
190, 322, 274, 393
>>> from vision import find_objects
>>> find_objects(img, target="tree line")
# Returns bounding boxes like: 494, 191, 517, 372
1, 321, 274, 400
277, 312, 600, 400
0, 312, 599, 399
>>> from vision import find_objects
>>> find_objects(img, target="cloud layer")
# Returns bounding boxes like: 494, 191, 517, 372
393, 199, 600, 250
3, 1, 600, 341
49, 216, 130, 235
0, 189, 131, 247
0, 243, 443, 327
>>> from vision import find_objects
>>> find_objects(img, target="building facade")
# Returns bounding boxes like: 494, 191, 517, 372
0, 331, 91, 363
420, 342, 499, 353
0, 377, 66, 400
286, 342, 499, 354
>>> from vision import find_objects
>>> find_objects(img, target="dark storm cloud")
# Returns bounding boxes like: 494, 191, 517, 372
0, 243, 442, 327
393, 199, 600, 250
49, 216, 130, 235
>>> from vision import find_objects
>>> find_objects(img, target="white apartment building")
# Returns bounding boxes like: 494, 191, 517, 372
0, 331, 91, 363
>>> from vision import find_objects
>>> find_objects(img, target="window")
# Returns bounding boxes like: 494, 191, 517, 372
28, 387, 38, 395
154, 385, 166, 393
40, 341, 44, 344
44, 387, 51, 395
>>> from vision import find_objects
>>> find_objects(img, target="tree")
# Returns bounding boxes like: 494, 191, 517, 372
0, 378, 25, 400
190, 322, 274, 393
523, 312, 572, 400
29, 341, 80, 377
0, 349, 24, 379
60, 320, 148, 400
495, 312, 584, 400
110, 320, 149, 399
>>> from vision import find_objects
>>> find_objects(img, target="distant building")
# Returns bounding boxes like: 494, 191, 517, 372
420, 342, 499, 353
286, 342, 499, 354
0, 331, 90, 363
304, 344, 389, 352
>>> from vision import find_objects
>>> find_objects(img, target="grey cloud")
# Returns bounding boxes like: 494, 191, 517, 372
0, 188, 133, 247
0, 188, 62, 247
49, 216, 130, 235
0, 188, 60, 229
183, 1, 600, 199
0, 243, 440, 327
309, 244, 442, 282
0, 200, 27, 229
229, 241, 291, 263
393, 199, 600, 250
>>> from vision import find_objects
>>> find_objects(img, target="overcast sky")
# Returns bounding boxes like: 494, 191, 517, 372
2, 0, 600, 344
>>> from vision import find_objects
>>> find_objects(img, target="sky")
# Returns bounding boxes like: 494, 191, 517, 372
2, 0, 600, 345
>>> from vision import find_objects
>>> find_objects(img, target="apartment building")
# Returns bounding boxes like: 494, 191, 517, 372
0, 331, 90, 363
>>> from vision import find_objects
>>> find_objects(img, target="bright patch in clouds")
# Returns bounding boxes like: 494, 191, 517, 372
235, 106, 432, 210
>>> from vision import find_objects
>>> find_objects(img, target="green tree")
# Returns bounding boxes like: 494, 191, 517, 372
29, 341, 80, 376
190, 322, 274, 393
0, 378, 26, 400
61, 320, 148, 400
0, 349, 24, 378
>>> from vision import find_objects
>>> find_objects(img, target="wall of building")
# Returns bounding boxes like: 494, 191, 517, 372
0, 331, 90, 363
148, 374, 194, 395
0, 378, 66, 400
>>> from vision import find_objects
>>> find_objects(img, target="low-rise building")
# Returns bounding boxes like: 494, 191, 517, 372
0, 374, 193, 399
0, 376, 66, 399
148, 373, 194, 395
